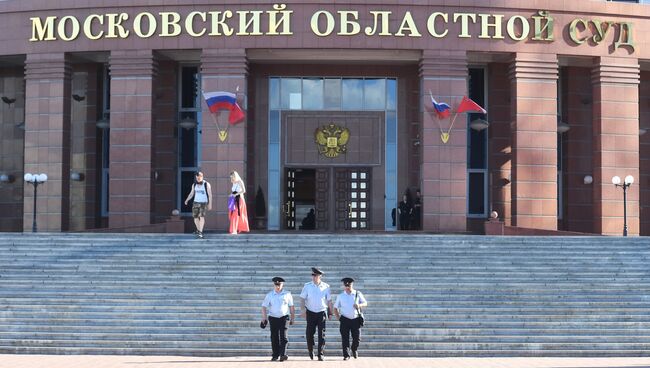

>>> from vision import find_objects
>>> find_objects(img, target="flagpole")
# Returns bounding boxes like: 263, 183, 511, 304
210, 110, 229, 142
446, 111, 460, 134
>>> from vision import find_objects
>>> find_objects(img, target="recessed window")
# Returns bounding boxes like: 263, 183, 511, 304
467, 67, 488, 217
302, 79, 323, 110
177, 65, 201, 215
342, 79, 364, 110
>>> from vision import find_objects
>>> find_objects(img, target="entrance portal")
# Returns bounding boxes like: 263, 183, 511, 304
270, 109, 390, 231
283, 167, 372, 231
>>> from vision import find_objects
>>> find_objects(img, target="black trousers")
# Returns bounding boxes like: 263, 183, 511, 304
339, 316, 361, 357
269, 316, 289, 358
305, 310, 327, 355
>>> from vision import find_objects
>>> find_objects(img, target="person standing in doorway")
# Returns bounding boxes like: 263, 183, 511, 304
398, 194, 412, 230
184, 171, 212, 239
261, 277, 295, 362
229, 170, 250, 234
411, 189, 422, 230
300, 267, 332, 361
334, 277, 367, 360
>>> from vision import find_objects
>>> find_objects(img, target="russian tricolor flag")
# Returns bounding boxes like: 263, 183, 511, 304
203, 91, 246, 125
430, 95, 451, 119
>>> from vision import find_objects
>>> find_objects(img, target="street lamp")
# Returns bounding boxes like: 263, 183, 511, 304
24, 173, 48, 232
612, 175, 634, 236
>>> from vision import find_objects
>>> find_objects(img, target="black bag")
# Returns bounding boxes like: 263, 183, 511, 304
355, 292, 365, 327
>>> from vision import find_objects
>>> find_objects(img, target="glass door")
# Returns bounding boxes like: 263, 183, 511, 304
283, 168, 296, 229
335, 168, 371, 230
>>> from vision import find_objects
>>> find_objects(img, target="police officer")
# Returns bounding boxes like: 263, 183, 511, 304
300, 267, 332, 361
334, 277, 367, 360
261, 277, 295, 361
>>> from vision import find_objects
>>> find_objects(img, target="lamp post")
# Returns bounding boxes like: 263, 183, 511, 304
612, 175, 634, 237
24, 173, 48, 232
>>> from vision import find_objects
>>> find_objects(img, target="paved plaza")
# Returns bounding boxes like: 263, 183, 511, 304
1, 356, 650, 368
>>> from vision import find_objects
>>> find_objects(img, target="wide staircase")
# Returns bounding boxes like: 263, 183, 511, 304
0, 233, 649, 357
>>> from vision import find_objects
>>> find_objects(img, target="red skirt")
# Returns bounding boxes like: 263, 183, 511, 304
229, 195, 250, 234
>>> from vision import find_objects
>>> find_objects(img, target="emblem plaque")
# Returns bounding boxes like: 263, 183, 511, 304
315, 123, 350, 158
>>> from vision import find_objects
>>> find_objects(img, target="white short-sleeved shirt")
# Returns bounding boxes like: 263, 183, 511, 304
232, 182, 243, 194
262, 290, 294, 318
300, 281, 331, 313
334, 290, 367, 319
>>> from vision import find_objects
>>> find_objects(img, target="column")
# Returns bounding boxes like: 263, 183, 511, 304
592, 57, 640, 235
508, 53, 558, 230
23, 53, 72, 232
200, 49, 248, 231
108, 50, 157, 228
419, 50, 467, 232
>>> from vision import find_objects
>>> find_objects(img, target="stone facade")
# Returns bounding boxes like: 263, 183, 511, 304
0, 1, 648, 235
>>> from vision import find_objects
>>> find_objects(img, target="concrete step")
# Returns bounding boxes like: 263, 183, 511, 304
5, 311, 650, 322
5, 318, 650, 329
1, 233, 649, 357
1, 346, 649, 357
5, 304, 650, 315
3, 325, 648, 337
2, 339, 650, 351
5, 332, 650, 344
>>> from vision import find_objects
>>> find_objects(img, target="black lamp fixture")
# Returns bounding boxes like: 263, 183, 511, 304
469, 118, 489, 131
612, 175, 634, 237
96, 114, 110, 129
557, 116, 570, 134
0, 173, 15, 183
70, 171, 85, 181
179, 116, 198, 130
24, 173, 48, 232
1, 96, 16, 105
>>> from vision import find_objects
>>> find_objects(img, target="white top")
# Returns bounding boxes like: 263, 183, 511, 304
231, 182, 243, 194
194, 182, 208, 203
262, 290, 294, 318
300, 281, 331, 313
335, 290, 367, 320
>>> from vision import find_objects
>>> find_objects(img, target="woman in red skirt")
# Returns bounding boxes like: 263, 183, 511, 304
229, 170, 250, 234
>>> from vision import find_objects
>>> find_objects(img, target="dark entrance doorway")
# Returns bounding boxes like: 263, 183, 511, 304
283, 167, 371, 231
283, 168, 316, 230
295, 169, 317, 230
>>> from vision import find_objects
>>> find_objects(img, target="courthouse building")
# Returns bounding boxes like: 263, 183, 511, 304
0, 0, 649, 235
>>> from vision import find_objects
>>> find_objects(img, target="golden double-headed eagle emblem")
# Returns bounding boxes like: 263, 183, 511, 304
314, 123, 350, 158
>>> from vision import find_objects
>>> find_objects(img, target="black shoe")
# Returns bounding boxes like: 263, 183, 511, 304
352, 350, 358, 359
271, 357, 278, 361
198, 232, 204, 239
308, 351, 313, 360
280, 355, 288, 361
343, 356, 350, 360
317, 355, 324, 361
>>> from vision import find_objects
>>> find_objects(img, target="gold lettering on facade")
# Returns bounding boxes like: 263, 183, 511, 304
315, 123, 350, 158
23, 8, 635, 54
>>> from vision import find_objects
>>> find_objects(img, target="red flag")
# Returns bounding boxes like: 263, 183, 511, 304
228, 103, 246, 125
456, 96, 486, 114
